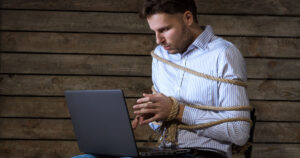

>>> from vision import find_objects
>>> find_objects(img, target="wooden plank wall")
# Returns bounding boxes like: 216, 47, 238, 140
0, 0, 299, 158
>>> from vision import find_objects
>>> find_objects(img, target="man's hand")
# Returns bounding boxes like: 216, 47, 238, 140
133, 93, 172, 125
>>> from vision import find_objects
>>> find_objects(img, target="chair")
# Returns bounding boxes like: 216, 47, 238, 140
244, 108, 256, 158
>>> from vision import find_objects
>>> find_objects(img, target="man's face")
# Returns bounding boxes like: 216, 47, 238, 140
147, 13, 193, 54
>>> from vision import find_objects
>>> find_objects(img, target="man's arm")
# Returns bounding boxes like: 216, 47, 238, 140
179, 45, 251, 145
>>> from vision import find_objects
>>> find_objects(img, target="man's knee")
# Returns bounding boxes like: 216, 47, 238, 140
72, 154, 99, 158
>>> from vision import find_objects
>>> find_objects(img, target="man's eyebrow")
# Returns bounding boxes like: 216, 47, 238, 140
157, 25, 171, 32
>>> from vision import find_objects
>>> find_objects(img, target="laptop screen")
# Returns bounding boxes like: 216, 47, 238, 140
65, 90, 139, 157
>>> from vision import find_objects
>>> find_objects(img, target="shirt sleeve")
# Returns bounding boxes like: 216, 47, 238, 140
181, 44, 251, 146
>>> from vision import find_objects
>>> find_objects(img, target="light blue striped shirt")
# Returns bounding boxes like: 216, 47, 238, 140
149, 25, 251, 158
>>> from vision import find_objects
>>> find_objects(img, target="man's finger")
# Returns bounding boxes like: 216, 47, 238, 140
143, 93, 153, 97
143, 93, 161, 102
136, 97, 151, 104
138, 116, 144, 125
141, 116, 158, 125
133, 102, 156, 110
131, 117, 139, 129
134, 108, 157, 115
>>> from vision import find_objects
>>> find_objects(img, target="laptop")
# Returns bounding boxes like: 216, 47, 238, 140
64, 89, 191, 157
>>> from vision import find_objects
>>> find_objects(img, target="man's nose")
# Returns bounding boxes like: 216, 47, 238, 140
156, 33, 165, 45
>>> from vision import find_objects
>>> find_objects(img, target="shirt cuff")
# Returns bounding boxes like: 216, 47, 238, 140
149, 121, 161, 131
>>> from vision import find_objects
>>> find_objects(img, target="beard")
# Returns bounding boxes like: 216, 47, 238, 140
165, 25, 194, 54
177, 25, 194, 53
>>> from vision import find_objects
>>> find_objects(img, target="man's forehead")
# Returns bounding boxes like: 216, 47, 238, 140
147, 13, 181, 30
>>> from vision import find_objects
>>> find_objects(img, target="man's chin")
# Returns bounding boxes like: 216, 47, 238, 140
164, 48, 177, 54
167, 49, 179, 54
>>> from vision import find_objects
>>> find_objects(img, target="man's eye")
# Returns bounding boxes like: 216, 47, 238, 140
162, 28, 169, 32
159, 28, 169, 33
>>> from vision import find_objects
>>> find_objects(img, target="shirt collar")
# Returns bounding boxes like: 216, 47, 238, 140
191, 25, 215, 50
179, 25, 215, 58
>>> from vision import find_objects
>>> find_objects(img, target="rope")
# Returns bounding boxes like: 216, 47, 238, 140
152, 87, 252, 143
151, 51, 248, 87
166, 97, 180, 121
178, 118, 253, 130
186, 104, 253, 111
149, 50, 253, 151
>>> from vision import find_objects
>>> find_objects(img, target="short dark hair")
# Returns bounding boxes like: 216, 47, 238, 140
140, 0, 198, 23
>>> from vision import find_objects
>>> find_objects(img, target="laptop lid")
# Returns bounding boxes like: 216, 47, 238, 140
65, 89, 139, 157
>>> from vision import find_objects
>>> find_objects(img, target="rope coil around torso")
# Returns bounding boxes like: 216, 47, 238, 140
150, 50, 252, 146
151, 51, 248, 87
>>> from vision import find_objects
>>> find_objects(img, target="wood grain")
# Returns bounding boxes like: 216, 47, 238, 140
1, 10, 299, 36
251, 101, 300, 121
0, 54, 153, 76
0, 75, 153, 97
1, 0, 299, 15
0, 118, 299, 143
0, 140, 82, 158
0, 75, 299, 100
226, 37, 300, 58
0, 32, 157, 55
251, 144, 300, 158
247, 80, 300, 101
254, 122, 300, 143
1, 32, 299, 57
0, 96, 138, 119
1, 53, 300, 80
0, 118, 154, 140
246, 58, 300, 79
0, 0, 143, 12
1, 97, 299, 121
1, 53, 300, 79
0, 140, 299, 158
0, 1, 299, 158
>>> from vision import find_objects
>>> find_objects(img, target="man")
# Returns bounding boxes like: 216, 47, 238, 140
132, 0, 251, 158
73, 0, 250, 157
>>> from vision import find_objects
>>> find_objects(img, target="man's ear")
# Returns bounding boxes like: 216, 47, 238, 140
183, 11, 194, 26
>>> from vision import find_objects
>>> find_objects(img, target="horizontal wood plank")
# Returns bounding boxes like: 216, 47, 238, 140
251, 101, 300, 121
1, 0, 299, 15
0, 96, 70, 118
1, 53, 300, 79
254, 122, 300, 143
251, 144, 300, 158
1, 32, 299, 57
0, 0, 143, 12
0, 118, 299, 143
1, 10, 299, 37
227, 37, 300, 58
0, 75, 153, 97
0, 140, 82, 158
246, 58, 300, 79
0, 54, 153, 76
0, 140, 158, 158
0, 96, 138, 119
0, 32, 157, 55
0, 118, 154, 140
0, 75, 299, 100
1, 97, 299, 122
247, 80, 300, 101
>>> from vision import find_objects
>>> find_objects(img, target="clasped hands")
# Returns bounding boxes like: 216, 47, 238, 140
131, 93, 172, 129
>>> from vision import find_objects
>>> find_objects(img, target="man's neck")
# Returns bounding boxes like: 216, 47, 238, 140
190, 24, 204, 41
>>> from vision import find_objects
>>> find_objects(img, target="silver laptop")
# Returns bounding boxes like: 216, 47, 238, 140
64, 89, 191, 157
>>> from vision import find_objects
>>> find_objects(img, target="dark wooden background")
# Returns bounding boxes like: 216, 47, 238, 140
0, 0, 299, 158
